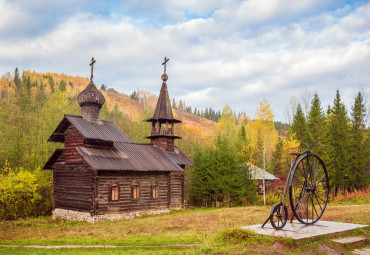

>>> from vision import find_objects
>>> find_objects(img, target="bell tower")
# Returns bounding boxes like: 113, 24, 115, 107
146, 57, 181, 151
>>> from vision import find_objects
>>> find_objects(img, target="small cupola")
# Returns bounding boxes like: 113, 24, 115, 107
77, 57, 105, 123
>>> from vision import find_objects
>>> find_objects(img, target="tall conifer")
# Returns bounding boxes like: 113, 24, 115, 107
290, 104, 309, 143
327, 90, 351, 193
307, 93, 329, 162
13, 68, 21, 89
350, 91, 368, 189
307, 93, 327, 143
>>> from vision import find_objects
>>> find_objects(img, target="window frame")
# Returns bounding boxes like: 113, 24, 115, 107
151, 181, 159, 199
108, 181, 120, 202
131, 181, 140, 200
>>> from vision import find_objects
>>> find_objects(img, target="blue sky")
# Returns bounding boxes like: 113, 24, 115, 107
0, 0, 369, 122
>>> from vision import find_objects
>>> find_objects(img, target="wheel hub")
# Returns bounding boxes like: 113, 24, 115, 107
305, 185, 316, 193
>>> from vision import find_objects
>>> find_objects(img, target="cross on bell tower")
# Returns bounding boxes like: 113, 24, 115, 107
162, 57, 169, 74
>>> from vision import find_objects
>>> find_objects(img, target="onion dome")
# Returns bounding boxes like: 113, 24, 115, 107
77, 81, 105, 108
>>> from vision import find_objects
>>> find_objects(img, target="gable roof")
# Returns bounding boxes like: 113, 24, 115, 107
44, 142, 189, 171
44, 114, 193, 171
78, 142, 188, 171
42, 149, 63, 170
244, 163, 279, 180
48, 115, 132, 143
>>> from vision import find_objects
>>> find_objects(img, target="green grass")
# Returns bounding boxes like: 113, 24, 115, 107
0, 205, 369, 254
0, 247, 202, 255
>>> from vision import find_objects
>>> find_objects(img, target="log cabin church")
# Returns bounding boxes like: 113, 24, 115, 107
43, 57, 193, 222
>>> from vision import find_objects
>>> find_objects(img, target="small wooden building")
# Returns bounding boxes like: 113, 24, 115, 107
43, 59, 193, 222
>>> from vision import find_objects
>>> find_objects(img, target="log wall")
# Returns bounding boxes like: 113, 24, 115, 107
169, 171, 184, 208
53, 124, 94, 212
96, 171, 170, 214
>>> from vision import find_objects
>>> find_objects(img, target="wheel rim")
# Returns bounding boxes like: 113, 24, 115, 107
270, 203, 288, 230
289, 154, 329, 224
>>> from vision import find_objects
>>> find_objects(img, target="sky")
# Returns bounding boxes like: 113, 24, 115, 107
0, 0, 369, 122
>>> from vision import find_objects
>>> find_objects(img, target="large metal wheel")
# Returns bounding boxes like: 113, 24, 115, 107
289, 153, 329, 224
270, 202, 288, 230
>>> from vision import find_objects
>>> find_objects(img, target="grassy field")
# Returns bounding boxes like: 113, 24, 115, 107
0, 204, 369, 254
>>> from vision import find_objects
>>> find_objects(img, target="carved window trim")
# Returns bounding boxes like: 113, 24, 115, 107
152, 181, 159, 199
131, 181, 140, 200
109, 181, 120, 202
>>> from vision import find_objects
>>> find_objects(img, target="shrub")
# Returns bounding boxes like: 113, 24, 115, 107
256, 190, 282, 206
0, 163, 53, 220
330, 188, 370, 205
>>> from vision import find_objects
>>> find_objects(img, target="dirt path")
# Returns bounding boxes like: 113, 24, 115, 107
0, 244, 201, 249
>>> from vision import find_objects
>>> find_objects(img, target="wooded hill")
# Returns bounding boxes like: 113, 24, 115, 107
0, 69, 218, 169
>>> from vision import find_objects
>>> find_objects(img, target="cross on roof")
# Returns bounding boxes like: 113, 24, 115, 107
162, 57, 169, 74
90, 57, 96, 81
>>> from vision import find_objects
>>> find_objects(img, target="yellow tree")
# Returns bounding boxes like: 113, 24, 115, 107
248, 99, 278, 169
281, 135, 300, 176
216, 105, 237, 143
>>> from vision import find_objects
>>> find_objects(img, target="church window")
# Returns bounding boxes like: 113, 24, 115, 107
109, 182, 119, 201
152, 182, 159, 199
132, 181, 140, 200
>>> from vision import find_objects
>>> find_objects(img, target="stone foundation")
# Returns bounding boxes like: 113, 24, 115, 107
52, 208, 170, 223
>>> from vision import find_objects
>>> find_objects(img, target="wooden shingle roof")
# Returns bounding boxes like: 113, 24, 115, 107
146, 80, 181, 123
48, 115, 132, 143
44, 115, 193, 171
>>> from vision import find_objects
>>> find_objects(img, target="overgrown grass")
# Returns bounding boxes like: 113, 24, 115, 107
0, 247, 202, 255
329, 188, 370, 205
0, 204, 369, 254
256, 188, 370, 207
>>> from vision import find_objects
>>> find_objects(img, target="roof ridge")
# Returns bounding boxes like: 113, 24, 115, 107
64, 114, 113, 123
114, 141, 153, 146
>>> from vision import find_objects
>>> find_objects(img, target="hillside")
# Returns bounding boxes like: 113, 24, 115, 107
0, 70, 216, 167
103, 87, 216, 138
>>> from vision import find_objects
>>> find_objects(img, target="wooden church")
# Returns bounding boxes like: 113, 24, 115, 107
43, 58, 193, 222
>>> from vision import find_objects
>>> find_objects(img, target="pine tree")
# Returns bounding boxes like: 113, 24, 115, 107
290, 104, 309, 143
350, 91, 368, 189
13, 68, 21, 89
130, 91, 137, 100
307, 93, 329, 165
253, 129, 264, 168
271, 136, 283, 175
327, 90, 351, 193
234, 163, 257, 205
59, 80, 66, 92
48, 77, 55, 93
307, 93, 327, 145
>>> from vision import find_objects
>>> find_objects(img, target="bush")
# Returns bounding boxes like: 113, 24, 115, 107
330, 188, 370, 205
0, 162, 53, 220
256, 190, 282, 206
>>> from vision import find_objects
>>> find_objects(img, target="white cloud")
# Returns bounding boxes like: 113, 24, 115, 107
0, 0, 30, 33
0, 1, 369, 121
